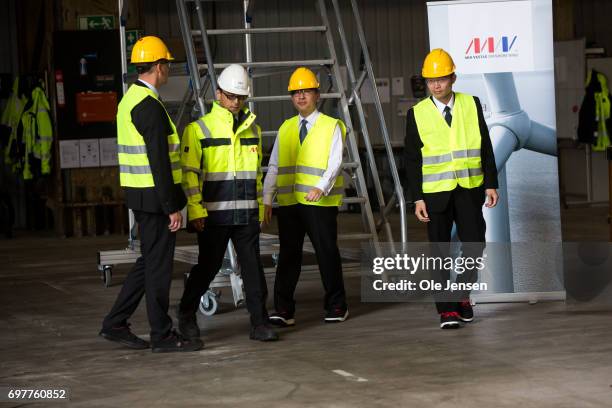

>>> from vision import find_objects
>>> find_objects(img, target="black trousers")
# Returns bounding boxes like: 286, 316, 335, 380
274, 204, 347, 315
426, 186, 486, 314
179, 221, 269, 326
103, 210, 176, 342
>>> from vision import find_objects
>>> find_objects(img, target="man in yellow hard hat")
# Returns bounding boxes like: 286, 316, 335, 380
404, 48, 499, 329
263, 67, 348, 326
177, 64, 278, 342
100, 36, 202, 352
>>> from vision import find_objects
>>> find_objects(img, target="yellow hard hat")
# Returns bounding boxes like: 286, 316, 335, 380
421, 48, 455, 78
131, 36, 174, 64
288, 67, 320, 92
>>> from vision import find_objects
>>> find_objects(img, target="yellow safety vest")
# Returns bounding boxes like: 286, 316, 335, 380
1, 78, 27, 173
180, 101, 263, 225
414, 93, 483, 193
588, 70, 611, 152
276, 113, 345, 207
21, 87, 53, 180
116, 84, 181, 187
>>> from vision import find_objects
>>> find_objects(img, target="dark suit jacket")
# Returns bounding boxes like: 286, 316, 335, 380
123, 80, 186, 215
404, 95, 498, 213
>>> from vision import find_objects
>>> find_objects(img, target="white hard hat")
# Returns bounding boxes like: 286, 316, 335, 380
217, 64, 250, 96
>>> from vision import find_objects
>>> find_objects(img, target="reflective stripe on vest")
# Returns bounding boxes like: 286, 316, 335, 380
195, 102, 261, 225
204, 200, 259, 211
414, 93, 483, 193
276, 113, 346, 207
117, 84, 182, 187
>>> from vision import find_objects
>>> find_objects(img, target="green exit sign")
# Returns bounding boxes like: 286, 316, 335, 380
125, 30, 144, 53
79, 15, 116, 30
125, 30, 144, 74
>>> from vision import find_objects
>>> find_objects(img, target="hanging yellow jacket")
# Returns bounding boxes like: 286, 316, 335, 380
413, 92, 483, 193
180, 101, 263, 226
589, 70, 611, 152
1, 78, 27, 172
21, 86, 53, 179
276, 113, 346, 207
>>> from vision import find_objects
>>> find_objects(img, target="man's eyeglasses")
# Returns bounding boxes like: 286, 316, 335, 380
221, 90, 248, 102
158, 60, 172, 69
291, 89, 317, 97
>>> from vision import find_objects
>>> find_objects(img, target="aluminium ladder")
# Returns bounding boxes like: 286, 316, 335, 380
176, 0, 407, 240
174, 0, 407, 309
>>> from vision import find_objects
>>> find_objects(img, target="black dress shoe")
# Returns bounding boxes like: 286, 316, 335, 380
178, 311, 200, 339
151, 330, 204, 353
99, 324, 150, 349
250, 325, 279, 342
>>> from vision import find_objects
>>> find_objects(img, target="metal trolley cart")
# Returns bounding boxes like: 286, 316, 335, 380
97, 233, 361, 316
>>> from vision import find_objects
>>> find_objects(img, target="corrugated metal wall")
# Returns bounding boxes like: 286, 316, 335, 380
574, 0, 612, 53
139, 0, 612, 147
143, 0, 431, 146
0, 0, 18, 74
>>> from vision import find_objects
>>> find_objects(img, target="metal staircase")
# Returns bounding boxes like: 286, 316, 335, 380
176, 0, 406, 243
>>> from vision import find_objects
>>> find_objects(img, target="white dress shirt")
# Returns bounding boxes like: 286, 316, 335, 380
263, 110, 343, 206
137, 78, 160, 98
432, 92, 455, 117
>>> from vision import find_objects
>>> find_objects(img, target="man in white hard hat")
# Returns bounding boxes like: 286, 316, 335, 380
177, 64, 278, 342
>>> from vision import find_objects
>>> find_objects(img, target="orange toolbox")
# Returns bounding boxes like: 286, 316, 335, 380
76, 91, 118, 123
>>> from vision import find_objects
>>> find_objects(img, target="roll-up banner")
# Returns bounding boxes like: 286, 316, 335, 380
425, 0, 563, 299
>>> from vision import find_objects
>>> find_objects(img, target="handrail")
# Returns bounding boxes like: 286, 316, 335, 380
348, 0, 408, 245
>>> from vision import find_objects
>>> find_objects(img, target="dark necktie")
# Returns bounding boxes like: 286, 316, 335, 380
299, 119, 308, 144
444, 106, 452, 127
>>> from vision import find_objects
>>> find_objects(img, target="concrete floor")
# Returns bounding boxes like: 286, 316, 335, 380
1, 206, 611, 407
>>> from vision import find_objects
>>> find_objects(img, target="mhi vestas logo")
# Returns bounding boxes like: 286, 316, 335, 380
464, 35, 518, 60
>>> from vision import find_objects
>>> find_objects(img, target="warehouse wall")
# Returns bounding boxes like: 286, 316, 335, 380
0, 0, 18, 75
143, 0, 430, 147
140, 0, 612, 141
573, 0, 612, 53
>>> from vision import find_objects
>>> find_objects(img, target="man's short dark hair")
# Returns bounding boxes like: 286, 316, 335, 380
135, 64, 154, 75
134, 59, 169, 75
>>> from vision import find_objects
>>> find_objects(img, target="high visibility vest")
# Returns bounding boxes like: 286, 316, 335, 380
31, 87, 53, 176
1, 78, 27, 171
589, 70, 611, 152
180, 101, 262, 225
276, 113, 345, 207
414, 93, 483, 194
21, 87, 53, 180
117, 84, 181, 187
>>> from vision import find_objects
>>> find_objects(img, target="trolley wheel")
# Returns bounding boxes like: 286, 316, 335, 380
272, 252, 279, 267
199, 290, 219, 316
102, 266, 113, 287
